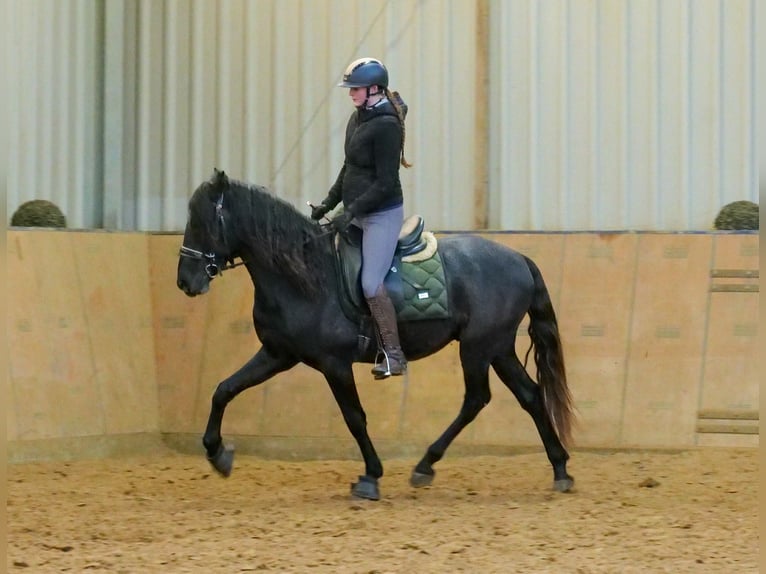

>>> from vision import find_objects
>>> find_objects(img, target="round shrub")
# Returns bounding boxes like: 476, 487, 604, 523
10, 199, 67, 228
713, 200, 759, 230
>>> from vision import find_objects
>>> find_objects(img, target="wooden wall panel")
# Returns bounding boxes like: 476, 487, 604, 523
621, 234, 713, 446
399, 341, 466, 443
8, 232, 103, 440
694, 234, 759, 448
9, 231, 756, 461
8, 230, 160, 446
8, 232, 53, 440
556, 233, 638, 446
255, 370, 337, 439
190, 268, 262, 431
698, 234, 759, 414
354, 366, 408, 442
72, 233, 158, 434
149, 234, 211, 434
470, 233, 567, 447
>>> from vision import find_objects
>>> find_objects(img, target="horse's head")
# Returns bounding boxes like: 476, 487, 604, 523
177, 168, 238, 297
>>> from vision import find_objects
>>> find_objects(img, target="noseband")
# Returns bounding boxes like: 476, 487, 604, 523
178, 245, 235, 278
179, 192, 245, 279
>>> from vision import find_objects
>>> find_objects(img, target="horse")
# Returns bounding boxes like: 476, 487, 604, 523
176, 169, 575, 501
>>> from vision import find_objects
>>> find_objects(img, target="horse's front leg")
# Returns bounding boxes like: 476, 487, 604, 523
203, 347, 296, 477
324, 365, 383, 501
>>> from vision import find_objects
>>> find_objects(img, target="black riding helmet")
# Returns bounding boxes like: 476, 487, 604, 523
337, 57, 389, 89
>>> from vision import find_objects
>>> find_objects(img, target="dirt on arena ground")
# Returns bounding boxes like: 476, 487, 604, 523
7, 447, 757, 573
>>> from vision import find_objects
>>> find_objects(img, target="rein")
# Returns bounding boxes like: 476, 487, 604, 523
308, 225, 336, 244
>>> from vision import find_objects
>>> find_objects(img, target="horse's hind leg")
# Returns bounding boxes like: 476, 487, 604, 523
411, 352, 491, 488
492, 355, 574, 492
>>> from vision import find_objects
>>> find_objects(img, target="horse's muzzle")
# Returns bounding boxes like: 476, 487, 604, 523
177, 277, 209, 297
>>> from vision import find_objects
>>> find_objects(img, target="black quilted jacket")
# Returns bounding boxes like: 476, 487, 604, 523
323, 99, 406, 216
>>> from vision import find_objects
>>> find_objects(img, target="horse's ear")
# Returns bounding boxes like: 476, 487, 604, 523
211, 168, 229, 188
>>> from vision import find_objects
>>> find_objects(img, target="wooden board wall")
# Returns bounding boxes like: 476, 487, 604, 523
7, 230, 758, 461
7, 231, 159, 460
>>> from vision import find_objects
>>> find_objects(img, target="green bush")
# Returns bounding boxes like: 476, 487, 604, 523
10, 199, 67, 228
713, 200, 759, 231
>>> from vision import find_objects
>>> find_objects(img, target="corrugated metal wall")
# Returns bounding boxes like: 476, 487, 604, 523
6, 0, 758, 231
7, 0, 103, 228
489, 0, 758, 230
7, 0, 479, 231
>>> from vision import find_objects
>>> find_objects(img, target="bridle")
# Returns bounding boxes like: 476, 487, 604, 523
180, 186, 336, 279
179, 192, 246, 279
178, 245, 240, 279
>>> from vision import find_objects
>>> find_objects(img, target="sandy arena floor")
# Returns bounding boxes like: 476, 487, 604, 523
7, 447, 757, 573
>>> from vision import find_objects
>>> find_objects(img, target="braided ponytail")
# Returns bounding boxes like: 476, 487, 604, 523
386, 88, 412, 168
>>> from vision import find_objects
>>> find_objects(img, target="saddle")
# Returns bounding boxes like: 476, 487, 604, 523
334, 215, 450, 324
335, 215, 424, 316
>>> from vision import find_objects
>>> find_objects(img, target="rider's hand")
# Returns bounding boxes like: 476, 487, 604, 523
311, 203, 331, 221
330, 211, 354, 233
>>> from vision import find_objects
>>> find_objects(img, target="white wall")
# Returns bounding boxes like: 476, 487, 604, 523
6, 0, 758, 231
7, 0, 103, 228
489, 0, 758, 230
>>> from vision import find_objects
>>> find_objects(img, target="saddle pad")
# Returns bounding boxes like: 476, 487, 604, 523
397, 233, 450, 321
335, 230, 450, 322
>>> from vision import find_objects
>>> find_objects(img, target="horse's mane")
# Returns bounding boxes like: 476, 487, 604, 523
194, 172, 332, 296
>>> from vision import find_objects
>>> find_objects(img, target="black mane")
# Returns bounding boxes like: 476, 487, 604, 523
194, 172, 332, 296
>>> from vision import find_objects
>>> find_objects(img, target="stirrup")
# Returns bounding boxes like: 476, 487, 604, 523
371, 349, 406, 380
370, 326, 391, 379
371, 356, 392, 380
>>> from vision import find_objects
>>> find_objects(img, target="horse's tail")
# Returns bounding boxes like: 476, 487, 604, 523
522, 255, 574, 448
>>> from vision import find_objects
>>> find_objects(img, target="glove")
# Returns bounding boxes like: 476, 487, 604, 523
330, 211, 354, 233
310, 203, 331, 221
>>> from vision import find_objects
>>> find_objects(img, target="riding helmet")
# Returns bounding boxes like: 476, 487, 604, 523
337, 57, 389, 89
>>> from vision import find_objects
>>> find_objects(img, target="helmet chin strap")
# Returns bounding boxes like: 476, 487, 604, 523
358, 85, 381, 109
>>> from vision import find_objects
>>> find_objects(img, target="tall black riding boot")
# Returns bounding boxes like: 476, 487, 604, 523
366, 285, 407, 379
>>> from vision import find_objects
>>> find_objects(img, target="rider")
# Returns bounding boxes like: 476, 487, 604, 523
311, 57, 412, 379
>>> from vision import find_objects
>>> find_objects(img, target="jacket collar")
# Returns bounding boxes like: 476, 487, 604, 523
356, 99, 397, 122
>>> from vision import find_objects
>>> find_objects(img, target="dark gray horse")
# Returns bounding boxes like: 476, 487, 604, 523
176, 169, 575, 500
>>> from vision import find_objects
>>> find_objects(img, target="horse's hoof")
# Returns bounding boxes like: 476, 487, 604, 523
206, 443, 235, 478
553, 476, 574, 492
350, 475, 380, 501
410, 470, 435, 488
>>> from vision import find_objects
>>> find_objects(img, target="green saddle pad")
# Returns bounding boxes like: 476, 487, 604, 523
334, 231, 450, 322
397, 233, 450, 321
